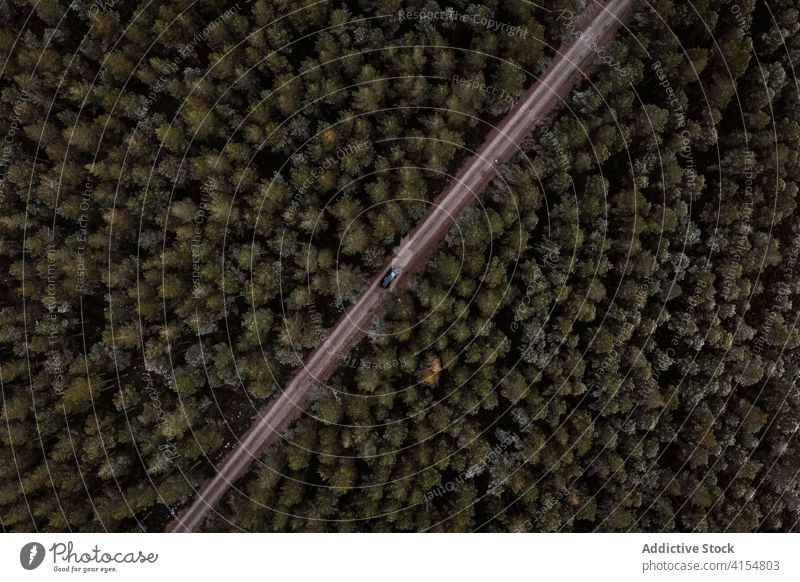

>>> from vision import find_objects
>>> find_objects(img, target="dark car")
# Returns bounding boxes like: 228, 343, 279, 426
381, 268, 398, 288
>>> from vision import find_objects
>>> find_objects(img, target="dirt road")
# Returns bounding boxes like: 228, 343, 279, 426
167, 0, 634, 532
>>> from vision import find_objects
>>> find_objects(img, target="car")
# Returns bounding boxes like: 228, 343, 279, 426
493, 158, 500, 165
381, 267, 398, 288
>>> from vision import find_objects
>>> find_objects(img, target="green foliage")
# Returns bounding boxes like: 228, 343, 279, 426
1, 0, 799, 535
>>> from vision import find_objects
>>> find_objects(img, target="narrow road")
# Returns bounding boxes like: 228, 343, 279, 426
167, 0, 634, 532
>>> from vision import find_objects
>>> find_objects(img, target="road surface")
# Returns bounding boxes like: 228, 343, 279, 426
167, 0, 634, 532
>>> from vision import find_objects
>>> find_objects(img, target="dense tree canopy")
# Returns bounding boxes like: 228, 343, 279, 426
1, 0, 799, 533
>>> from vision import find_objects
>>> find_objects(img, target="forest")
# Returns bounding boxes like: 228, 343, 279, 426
1, 0, 799, 532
